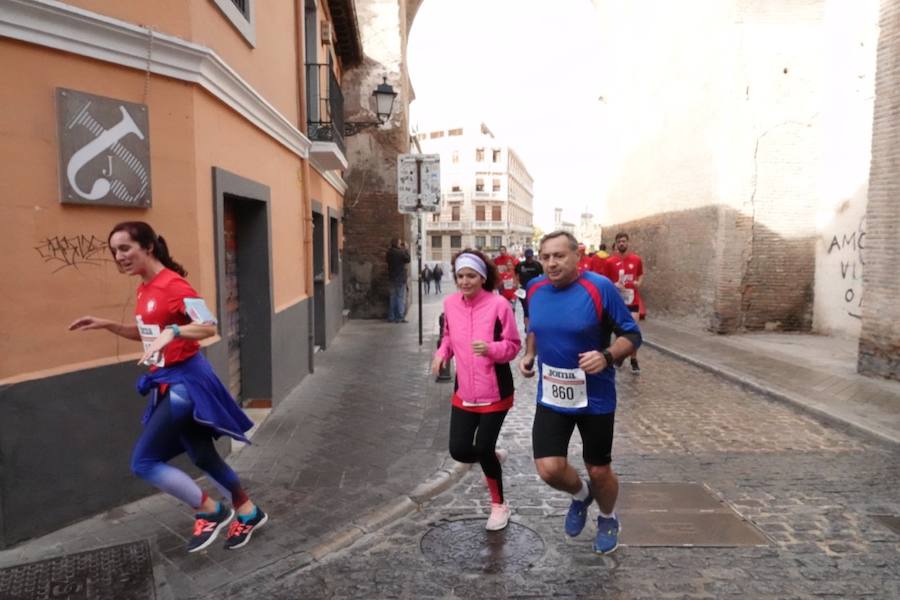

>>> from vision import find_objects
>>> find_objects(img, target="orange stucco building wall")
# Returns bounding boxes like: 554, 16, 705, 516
63, 0, 302, 125
0, 41, 200, 381
0, 0, 344, 382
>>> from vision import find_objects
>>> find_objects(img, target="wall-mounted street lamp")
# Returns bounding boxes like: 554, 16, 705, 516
344, 77, 398, 136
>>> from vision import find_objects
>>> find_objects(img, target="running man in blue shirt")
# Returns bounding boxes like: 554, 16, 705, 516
519, 230, 642, 554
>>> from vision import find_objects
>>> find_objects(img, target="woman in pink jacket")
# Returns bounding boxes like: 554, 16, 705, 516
431, 250, 522, 530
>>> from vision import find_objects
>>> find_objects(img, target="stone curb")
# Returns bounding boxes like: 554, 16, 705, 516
227, 459, 473, 590
309, 461, 472, 562
644, 337, 900, 448
199, 461, 473, 598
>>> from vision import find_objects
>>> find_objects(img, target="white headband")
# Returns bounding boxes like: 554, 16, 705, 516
455, 253, 487, 279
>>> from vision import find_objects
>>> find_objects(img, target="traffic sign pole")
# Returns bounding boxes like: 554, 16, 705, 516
416, 157, 423, 346
396, 153, 440, 347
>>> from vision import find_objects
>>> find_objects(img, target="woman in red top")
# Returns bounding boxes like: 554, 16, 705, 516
70, 222, 266, 552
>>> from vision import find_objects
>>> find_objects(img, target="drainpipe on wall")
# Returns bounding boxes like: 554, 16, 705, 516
295, 0, 315, 373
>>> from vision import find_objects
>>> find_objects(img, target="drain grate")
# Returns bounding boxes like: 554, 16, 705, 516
618, 482, 770, 547
421, 519, 545, 574
871, 514, 900, 535
0, 540, 155, 600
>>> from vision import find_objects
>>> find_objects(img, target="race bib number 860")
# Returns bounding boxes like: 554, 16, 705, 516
540, 364, 588, 409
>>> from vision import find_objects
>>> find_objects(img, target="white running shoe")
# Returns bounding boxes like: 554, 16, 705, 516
495, 448, 509, 464
486, 502, 511, 531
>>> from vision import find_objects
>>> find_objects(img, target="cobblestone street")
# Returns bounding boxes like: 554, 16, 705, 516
235, 345, 900, 599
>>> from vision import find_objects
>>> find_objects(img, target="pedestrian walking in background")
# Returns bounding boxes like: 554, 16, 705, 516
605, 232, 645, 374
422, 264, 433, 295
432, 263, 444, 294
514, 248, 543, 330
432, 250, 521, 531
69, 221, 266, 553
386, 238, 410, 323
519, 230, 641, 555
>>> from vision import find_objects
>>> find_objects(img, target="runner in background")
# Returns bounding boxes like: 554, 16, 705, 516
498, 263, 519, 311
493, 245, 519, 272
577, 243, 593, 275
605, 232, 645, 374
591, 243, 610, 275
514, 248, 543, 330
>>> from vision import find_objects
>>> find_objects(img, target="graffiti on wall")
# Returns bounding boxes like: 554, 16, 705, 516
35, 234, 112, 273
826, 215, 866, 319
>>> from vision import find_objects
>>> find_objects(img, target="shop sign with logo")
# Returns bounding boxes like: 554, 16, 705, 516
56, 88, 152, 207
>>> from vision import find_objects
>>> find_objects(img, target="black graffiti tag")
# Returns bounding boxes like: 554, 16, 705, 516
35, 234, 112, 273
827, 216, 866, 319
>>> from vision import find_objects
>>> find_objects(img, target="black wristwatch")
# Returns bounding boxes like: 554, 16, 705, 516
601, 349, 614, 368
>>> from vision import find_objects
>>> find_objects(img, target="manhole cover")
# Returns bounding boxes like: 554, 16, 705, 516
618, 482, 770, 547
871, 514, 900, 535
0, 540, 155, 600
421, 519, 545, 574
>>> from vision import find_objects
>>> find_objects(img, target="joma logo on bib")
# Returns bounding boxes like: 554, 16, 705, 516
541, 364, 588, 409
546, 367, 577, 381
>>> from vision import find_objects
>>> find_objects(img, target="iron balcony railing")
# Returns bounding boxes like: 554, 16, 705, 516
306, 63, 345, 155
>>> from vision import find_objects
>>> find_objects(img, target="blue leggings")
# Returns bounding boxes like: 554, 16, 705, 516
130, 384, 247, 509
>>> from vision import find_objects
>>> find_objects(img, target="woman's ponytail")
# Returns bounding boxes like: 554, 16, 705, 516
108, 221, 187, 277
152, 234, 187, 277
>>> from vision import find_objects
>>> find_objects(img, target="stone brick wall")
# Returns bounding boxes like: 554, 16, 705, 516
594, 0, 868, 333
341, 0, 421, 318
858, 0, 900, 381
601, 207, 721, 328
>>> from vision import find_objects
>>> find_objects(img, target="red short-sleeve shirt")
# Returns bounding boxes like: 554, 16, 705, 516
577, 256, 594, 275
590, 254, 609, 275
498, 270, 518, 300
493, 255, 519, 270
135, 269, 202, 367
605, 253, 644, 308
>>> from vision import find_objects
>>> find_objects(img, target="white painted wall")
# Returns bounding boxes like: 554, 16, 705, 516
591, 0, 878, 336
812, 0, 879, 339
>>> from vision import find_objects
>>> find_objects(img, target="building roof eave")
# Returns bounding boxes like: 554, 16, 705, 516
326, 0, 363, 67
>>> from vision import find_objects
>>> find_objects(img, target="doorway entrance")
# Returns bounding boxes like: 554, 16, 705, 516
213, 168, 273, 406
312, 206, 326, 349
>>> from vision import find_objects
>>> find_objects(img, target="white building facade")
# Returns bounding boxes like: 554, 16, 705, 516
576, 212, 603, 249
416, 123, 534, 262
553, 208, 576, 234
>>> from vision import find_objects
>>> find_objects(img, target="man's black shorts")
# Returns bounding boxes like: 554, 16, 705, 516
519, 295, 529, 318
532, 403, 615, 466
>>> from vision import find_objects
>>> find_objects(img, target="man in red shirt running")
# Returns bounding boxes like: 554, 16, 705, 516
494, 245, 519, 272
605, 232, 644, 374
590, 243, 610, 275
576, 243, 593, 275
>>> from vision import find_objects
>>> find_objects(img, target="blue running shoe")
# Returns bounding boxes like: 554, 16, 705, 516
593, 515, 620, 554
564, 484, 593, 537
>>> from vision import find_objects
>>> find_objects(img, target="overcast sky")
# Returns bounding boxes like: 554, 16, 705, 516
407, 0, 606, 230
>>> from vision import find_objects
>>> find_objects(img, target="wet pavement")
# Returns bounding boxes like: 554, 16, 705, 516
640, 320, 900, 445
245, 343, 900, 599
0, 292, 459, 599
2, 291, 899, 599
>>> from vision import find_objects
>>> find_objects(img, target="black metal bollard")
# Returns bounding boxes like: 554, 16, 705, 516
436, 312, 452, 382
